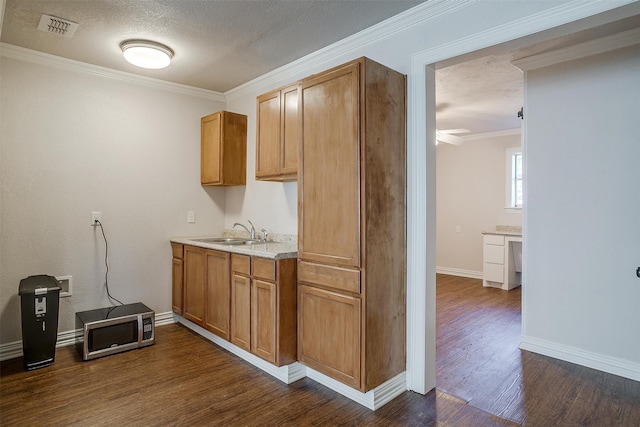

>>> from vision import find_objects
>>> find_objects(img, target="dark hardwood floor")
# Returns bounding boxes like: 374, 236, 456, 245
436, 274, 640, 426
1, 275, 638, 426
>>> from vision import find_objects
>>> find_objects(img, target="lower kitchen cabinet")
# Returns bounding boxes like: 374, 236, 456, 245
171, 243, 184, 315
183, 246, 206, 326
205, 250, 231, 340
172, 243, 296, 367
182, 246, 230, 335
230, 267, 251, 351
231, 254, 297, 366
297, 284, 361, 389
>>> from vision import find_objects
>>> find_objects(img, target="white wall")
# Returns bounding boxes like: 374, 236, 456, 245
522, 44, 640, 366
0, 57, 225, 342
436, 133, 522, 274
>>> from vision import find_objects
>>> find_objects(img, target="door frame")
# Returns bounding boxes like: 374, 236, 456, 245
404, 0, 635, 394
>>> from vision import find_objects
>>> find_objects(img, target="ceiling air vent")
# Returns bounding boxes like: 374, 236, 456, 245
37, 14, 79, 38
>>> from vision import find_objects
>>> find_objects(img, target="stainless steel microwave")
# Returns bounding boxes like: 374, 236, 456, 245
76, 302, 155, 361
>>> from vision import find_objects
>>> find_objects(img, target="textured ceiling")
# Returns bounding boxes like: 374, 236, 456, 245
1, 0, 424, 92
2, 1, 637, 138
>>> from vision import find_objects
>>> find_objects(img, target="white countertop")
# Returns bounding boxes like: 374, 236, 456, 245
482, 231, 523, 237
483, 225, 522, 237
171, 236, 298, 260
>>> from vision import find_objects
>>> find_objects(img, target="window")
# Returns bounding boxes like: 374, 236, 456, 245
505, 147, 523, 211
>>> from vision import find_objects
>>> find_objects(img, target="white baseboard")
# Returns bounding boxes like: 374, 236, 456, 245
305, 368, 407, 410
178, 316, 406, 409
0, 310, 176, 362
520, 335, 640, 382
436, 266, 483, 279
177, 316, 307, 385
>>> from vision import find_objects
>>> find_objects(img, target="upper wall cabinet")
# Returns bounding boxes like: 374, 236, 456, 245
255, 84, 299, 181
201, 110, 247, 186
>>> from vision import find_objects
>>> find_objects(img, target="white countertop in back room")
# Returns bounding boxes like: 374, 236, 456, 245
482, 225, 523, 237
170, 234, 298, 260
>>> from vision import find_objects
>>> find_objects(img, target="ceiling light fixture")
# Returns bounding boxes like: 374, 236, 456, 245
120, 40, 173, 69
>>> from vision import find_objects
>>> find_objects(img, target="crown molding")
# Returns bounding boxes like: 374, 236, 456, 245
0, 43, 226, 102
224, 0, 474, 100
513, 27, 640, 71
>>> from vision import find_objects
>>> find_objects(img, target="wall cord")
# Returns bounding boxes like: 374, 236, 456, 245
95, 220, 124, 306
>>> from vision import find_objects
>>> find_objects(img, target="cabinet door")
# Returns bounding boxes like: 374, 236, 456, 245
230, 273, 251, 351
201, 112, 222, 185
280, 84, 299, 178
256, 91, 281, 179
205, 250, 230, 339
183, 246, 206, 326
299, 62, 360, 268
298, 285, 361, 390
171, 257, 183, 314
252, 279, 277, 364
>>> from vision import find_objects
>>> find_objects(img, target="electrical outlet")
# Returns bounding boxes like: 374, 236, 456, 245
456, 225, 461, 233
187, 211, 195, 223
92, 211, 101, 226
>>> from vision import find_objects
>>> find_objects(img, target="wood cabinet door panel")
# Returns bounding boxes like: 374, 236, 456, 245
201, 112, 221, 185
252, 279, 277, 364
298, 260, 360, 294
230, 273, 251, 351
256, 91, 281, 178
205, 250, 230, 339
299, 62, 361, 268
231, 253, 250, 275
183, 246, 206, 326
281, 85, 299, 177
172, 257, 183, 314
298, 285, 361, 390
252, 257, 276, 281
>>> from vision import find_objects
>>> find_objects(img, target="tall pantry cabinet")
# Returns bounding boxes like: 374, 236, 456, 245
297, 57, 406, 392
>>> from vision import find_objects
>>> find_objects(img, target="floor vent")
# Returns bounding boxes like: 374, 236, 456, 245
37, 14, 79, 38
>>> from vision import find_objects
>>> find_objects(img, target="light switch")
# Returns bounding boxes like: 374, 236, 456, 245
187, 211, 195, 223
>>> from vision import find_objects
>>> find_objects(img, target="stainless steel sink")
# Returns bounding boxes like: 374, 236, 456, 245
191, 237, 245, 244
221, 239, 265, 245
191, 237, 265, 245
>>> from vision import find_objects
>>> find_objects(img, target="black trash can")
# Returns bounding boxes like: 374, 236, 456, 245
19, 275, 61, 370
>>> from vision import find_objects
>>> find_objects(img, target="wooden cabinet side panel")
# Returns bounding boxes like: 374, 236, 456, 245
299, 63, 361, 268
221, 111, 247, 186
361, 58, 407, 390
204, 250, 231, 340
276, 258, 297, 365
201, 113, 221, 185
172, 257, 183, 314
298, 285, 362, 390
251, 279, 277, 364
281, 85, 299, 178
256, 91, 281, 178
183, 246, 206, 326
230, 273, 251, 351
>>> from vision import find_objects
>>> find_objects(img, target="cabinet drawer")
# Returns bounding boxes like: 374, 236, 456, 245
252, 258, 276, 281
298, 260, 360, 294
483, 234, 504, 246
171, 242, 183, 259
484, 262, 504, 283
483, 244, 504, 264
232, 254, 250, 275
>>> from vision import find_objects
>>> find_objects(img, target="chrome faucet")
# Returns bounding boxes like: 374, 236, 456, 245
233, 220, 255, 239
